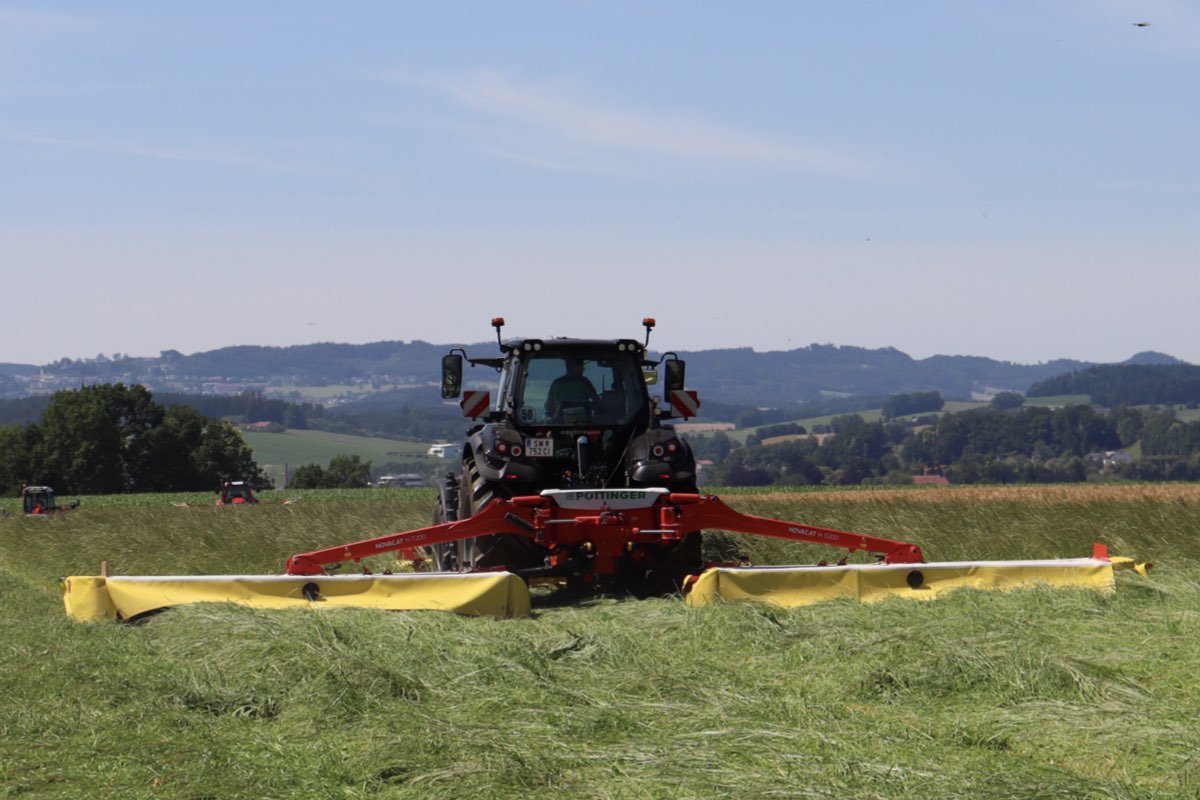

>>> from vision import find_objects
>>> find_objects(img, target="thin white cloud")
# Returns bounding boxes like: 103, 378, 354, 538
386, 69, 876, 177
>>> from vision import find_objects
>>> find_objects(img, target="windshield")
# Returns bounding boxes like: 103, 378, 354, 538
514, 351, 646, 426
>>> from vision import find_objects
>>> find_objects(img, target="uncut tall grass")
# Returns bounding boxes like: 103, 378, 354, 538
3, 485, 1200, 799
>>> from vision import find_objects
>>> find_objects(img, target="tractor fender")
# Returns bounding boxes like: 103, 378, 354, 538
466, 424, 541, 486
626, 429, 697, 491
466, 429, 503, 483
498, 460, 541, 484
630, 461, 674, 484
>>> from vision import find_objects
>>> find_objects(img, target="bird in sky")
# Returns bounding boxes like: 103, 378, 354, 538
1133, 21, 1151, 27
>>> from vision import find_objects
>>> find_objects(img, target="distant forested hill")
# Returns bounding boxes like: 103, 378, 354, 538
0, 364, 37, 376
44, 341, 462, 384
674, 345, 1171, 406
15, 340, 1190, 409
1028, 364, 1200, 407
167, 341, 458, 382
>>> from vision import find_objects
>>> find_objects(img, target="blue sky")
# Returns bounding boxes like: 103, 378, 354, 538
2, 1, 1197, 366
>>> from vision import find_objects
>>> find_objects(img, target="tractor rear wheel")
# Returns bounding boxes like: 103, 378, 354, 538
430, 486, 459, 571
459, 455, 542, 572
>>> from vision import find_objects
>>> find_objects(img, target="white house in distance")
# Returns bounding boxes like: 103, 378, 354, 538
427, 443, 455, 458
375, 474, 424, 488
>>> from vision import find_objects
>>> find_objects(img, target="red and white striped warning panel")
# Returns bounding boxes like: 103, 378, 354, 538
460, 390, 490, 418
669, 389, 700, 418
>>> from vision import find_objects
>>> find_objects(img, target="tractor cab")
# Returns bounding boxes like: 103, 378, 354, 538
438, 317, 700, 495
22, 485, 78, 514
509, 346, 649, 427
217, 481, 259, 506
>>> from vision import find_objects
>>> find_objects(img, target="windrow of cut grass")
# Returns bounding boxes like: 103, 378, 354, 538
2, 484, 1199, 799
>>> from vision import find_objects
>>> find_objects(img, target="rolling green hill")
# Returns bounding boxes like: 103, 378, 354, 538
1024, 394, 1091, 407
721, 400, 992, 444
241, 429, 445, 487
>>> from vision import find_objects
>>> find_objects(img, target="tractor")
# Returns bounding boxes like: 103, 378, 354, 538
430, 317, 703, 592
216, 481, 259, 506
22, 485, 78, 515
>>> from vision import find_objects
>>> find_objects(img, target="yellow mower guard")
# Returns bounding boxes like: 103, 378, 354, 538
684, 556, 1143, 608
61, 572, 531, 621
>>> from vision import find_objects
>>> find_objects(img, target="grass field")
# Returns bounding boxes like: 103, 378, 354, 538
241, 429, 441, 487
727, 402, 993, 444
1175, 407, 1200, 423
1024, 394, 1092, 407
3, 484, 1200, 798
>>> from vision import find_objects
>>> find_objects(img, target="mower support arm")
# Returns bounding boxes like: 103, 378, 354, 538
285, 498, 541, 575
667, 494, 924, 564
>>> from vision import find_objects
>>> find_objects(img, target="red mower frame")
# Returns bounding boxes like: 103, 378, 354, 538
285, 491, 924, 582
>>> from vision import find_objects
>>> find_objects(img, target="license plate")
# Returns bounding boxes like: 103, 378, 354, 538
525, 437, 554, 458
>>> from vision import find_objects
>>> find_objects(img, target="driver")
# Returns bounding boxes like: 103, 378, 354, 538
544, 357, 599, 417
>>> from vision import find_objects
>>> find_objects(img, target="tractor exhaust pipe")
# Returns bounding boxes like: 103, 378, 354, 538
576, 435, 589, 477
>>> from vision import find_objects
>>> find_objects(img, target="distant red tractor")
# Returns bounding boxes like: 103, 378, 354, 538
22, 485, 79, 515
216, 481, 259, 506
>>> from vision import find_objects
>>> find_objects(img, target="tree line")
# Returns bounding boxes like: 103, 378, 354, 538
693, 403, 1200, 487
287, 455, 373, 489
881, 391, 945, 419
0, 389, 470, 445
155, 391, 319, 430
9, 379, 1200, 495
1028, 364, 1200, 407
0, 384, 268, 495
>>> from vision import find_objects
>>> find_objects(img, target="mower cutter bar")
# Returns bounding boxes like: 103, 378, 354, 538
61, 572, 530, 621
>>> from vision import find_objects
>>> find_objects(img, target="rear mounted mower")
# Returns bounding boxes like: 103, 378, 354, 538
61, 485, 1149, 622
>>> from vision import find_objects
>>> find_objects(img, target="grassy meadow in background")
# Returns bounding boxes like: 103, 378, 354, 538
3, 484, 1200, 799
240, 430, 436, 488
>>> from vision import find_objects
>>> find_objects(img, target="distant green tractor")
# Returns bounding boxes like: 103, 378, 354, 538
22, 485, 79, 515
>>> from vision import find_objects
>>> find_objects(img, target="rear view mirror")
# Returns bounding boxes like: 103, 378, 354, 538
441, 354, 463, 398
665, 359, 686, 392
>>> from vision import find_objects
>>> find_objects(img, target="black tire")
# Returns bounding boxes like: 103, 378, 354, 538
430, 486, 459, 571
460, 455, 542, 572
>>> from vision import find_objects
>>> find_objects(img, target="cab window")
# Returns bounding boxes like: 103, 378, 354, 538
515, 353, 645, 425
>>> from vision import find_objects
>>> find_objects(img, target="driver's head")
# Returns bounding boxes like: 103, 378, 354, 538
565, 357, 584, 375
